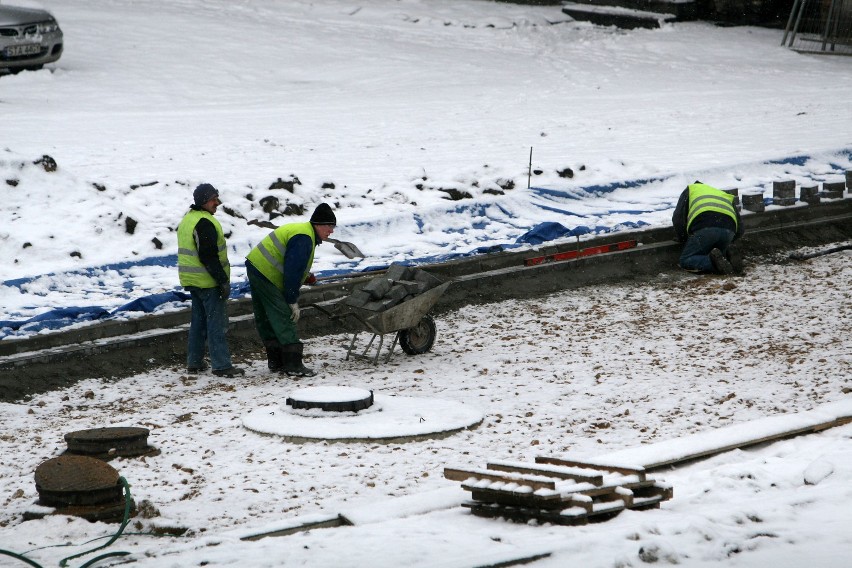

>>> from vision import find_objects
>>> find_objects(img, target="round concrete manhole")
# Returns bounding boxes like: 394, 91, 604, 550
286, 386, 374, 412
243, 387, 483, 443
64, 426, 152, 458
32, 455, 134, 522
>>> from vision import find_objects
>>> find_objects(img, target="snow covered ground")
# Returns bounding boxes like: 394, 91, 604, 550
1, 248, 850, 567
1, 1, 851, 566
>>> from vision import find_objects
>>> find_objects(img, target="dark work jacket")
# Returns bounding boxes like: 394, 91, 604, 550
190, 205, 229, 286
672, 187, 744, 243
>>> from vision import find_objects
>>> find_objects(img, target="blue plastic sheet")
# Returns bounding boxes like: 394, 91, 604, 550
0, 306, 110, 333
113, 291, 190, 314
515, 222, 575, 245
1, 291, 190, 336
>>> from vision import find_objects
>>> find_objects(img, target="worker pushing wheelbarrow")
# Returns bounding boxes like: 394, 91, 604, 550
310, 264, 451, 365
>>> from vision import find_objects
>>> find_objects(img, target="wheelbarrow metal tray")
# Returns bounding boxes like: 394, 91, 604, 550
310, 280, 450, 335
364, 281, 451, 334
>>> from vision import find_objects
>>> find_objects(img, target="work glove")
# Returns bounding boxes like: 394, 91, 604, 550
305, 273, 317, 286
219, 283, 230, 299
289, 303, 300, 323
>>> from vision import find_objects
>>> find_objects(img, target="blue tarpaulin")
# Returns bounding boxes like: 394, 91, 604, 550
515, 221, 648, 245
113, 291, 191, 314
0, 219, 651, 339
0, 291, 190, 336
0, 306, 111, 333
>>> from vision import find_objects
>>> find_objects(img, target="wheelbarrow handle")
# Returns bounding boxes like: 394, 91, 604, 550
306, 302, 373, 331
306, 302, 336, 317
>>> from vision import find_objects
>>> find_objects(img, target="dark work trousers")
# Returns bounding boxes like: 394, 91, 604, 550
186, 286, 233, 371
679, 227, 735, 272
247, 267, 300, 345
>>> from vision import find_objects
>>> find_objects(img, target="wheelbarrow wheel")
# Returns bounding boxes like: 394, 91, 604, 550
398, 314, 436, 355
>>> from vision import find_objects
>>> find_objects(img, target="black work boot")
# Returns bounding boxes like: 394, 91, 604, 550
280, 342, 317, 378
709, 248, 734, 275
263, 340, 284, 372
726, 245, 745, 275
186, 362, 208, 375
212, 366, 245, 377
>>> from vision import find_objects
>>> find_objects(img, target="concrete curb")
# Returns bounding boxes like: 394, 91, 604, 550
1, 199, 851, 401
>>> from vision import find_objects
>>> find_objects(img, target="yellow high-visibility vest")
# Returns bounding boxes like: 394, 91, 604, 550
246, 222, 315, 290
686, 183, 738, 232
177, 210, 229, 288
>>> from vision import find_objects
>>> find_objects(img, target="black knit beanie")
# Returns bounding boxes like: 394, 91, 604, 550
193, 183, 219, 206
309, 203, 337, 226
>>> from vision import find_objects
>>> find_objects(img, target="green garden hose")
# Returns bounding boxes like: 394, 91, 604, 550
0, 476, 133, 568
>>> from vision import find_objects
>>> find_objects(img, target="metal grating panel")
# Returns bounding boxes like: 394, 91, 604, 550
783, 0, 852, 55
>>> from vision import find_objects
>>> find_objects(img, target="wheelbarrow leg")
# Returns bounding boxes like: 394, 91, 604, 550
351, 333, 382, 365
385, 333, 400, 363
372, 334, 384, 365
346, 332, 398, 365
346, 333, 360, 361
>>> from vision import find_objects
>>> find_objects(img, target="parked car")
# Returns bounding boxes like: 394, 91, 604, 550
0, 3, 63, 73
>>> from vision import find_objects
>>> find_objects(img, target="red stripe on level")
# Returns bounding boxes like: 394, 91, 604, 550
524, 239, 637, 267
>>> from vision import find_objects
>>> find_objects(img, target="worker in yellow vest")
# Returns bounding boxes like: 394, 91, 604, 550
177, 183, 244, 377
245, 203, 336, 377
672, 181, 744, 275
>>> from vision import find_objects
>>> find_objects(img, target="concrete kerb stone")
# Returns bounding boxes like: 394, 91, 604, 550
337, 263, 443, 314
387, 284, 410, 301
385, 263, 412, 281
773, 180, 796, 206
1, 198, 851, 401
742, 192, 765, 213
822, 182, 845, 200
362, 276, 393, 299
801, 185, 820, 205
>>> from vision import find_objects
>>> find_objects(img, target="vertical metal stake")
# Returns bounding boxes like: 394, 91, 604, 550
528, 147, 533, 189
821, 0, 839, 51
782, 0, 802, 46
787, 0, 809, 47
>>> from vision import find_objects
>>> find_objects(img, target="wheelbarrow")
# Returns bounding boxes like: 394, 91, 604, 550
310, 280, 451, 365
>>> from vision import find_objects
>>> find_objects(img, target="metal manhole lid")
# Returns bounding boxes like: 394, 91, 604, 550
64, 426, 151, 457
64, 426, 149, 443
34, 455, 119, 493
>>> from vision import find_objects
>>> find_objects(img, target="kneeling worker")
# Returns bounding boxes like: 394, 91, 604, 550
245, 203, 337, 377
672, 181, 744, 275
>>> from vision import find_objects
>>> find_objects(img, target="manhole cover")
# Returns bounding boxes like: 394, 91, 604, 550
35, 455, 122, 507
286, 386, 374, 412
64, 426, 151, 458
32, 455, 135, 523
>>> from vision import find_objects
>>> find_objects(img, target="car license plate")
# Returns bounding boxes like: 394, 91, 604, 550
5, 44, 42, 57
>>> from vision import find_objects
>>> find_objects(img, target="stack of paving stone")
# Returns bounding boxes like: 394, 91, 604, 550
821, 181, 845, 200
722, 188, 741, 210
773, 180, 797, 206
800, 184, 820, 205
344, 263, 443, 312
741, 191, 765, 213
